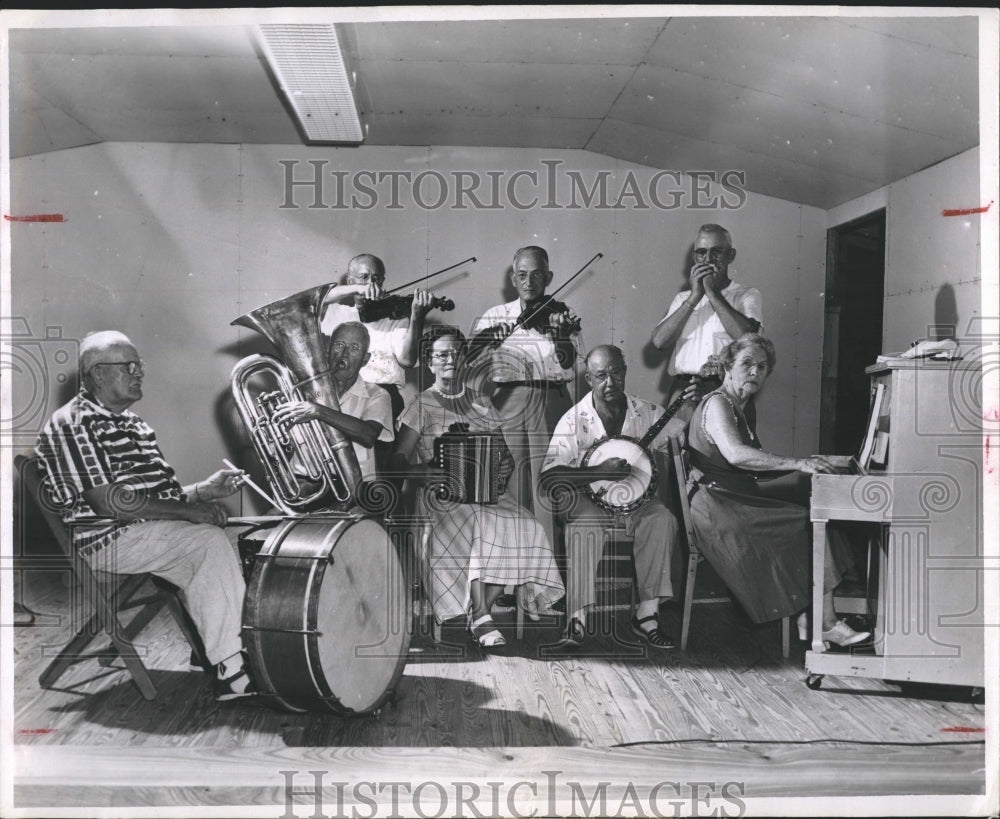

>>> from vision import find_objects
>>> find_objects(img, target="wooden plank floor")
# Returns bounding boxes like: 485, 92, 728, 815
9, 565, 989, 811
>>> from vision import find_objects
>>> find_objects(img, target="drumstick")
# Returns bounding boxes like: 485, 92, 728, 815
226, 515, 287, 525
222, 459, 282, 511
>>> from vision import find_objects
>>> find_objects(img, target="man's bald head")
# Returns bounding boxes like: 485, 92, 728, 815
586, 345, 625, 372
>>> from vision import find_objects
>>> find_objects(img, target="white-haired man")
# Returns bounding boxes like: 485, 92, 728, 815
273, 321, 393, 488
35, 331, 255, 701
651, 224, 763, 434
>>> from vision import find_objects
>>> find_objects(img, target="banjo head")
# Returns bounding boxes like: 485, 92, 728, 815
583, 437, 657, 514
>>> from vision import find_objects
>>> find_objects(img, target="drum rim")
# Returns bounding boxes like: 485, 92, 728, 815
242, 516, 412, 715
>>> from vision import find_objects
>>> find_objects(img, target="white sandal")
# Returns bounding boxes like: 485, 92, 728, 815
470, 614, 506, 649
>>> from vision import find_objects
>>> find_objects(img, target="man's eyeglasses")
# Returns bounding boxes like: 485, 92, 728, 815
89, 360, 143, 376
590, 366, 626, 382
330, 341, 365, 356
692, 247, 731, 261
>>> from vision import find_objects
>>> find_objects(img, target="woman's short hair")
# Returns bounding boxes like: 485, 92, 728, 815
419, 325, 466, 363
720, 333, 776, 374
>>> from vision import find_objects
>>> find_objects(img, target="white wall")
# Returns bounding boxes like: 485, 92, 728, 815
828, 147, 982, 354
10, 142, 829, 509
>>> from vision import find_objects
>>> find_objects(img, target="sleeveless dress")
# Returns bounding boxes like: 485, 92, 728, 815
398, 388, 565, 624
686, 391, 847, 623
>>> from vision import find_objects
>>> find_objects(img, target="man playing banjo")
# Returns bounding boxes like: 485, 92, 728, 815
540, 345, 680, 649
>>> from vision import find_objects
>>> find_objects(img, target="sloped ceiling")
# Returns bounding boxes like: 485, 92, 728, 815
8, 15, 980, 209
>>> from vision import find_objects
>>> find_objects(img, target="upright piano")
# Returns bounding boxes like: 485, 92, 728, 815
805, 357, 986, 690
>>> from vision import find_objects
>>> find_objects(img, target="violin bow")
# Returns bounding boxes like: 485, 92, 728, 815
386, 256, 477, 295
515, 251, 603, 331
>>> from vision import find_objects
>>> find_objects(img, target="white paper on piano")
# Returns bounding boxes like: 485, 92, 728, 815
858, 382, 885, 469
876, 337, 961, 364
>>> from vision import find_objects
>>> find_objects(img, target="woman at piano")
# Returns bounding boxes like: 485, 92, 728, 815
392, 326, 565, 650
685, 333, 870, 647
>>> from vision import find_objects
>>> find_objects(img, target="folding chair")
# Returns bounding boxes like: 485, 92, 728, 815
670, 440, 790, 658
16, 454, 205, 700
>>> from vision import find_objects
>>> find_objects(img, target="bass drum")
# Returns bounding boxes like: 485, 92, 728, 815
242, 516, 410, 714
582, 436, 657, 514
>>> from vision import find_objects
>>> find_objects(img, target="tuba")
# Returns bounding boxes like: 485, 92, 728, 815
230, 284, 363, 514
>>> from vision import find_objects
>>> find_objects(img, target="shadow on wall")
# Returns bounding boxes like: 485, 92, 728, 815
933, 283, 959, 340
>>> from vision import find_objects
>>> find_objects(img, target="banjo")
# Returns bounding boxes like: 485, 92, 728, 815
582, 358, 721, 514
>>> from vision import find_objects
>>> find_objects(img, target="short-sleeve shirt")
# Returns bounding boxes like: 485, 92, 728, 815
336, 377, 394, 480
542, 391, 673, 471
664, 276, 763, 376
398, 390, 504, 465
473, 299, 585, 383
320, 302, 408, 387
34, 391, 184, 556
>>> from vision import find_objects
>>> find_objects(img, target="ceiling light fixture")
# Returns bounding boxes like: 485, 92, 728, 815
255, 23, 363, 144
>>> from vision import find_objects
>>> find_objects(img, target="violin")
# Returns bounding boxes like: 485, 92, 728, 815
515, 298, 581, 337
357, 293, 455, 323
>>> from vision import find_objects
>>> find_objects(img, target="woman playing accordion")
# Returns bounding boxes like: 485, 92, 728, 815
393, 326, 564, 649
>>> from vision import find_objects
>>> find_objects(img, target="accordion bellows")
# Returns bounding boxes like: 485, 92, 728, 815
433, 429, 505, 505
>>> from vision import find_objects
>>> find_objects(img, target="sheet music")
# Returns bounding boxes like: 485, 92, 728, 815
857, 382, 885, 469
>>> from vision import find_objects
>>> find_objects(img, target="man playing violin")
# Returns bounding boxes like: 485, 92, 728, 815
320, 253, 440, 422
540, 345, 680, 650
650, 224, 763, 439
472, 246, 585, 546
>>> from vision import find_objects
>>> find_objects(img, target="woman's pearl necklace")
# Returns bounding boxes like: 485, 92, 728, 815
431, 384, 466, 399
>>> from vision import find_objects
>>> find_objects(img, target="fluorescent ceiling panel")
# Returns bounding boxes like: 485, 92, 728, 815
256, 23, 363, 144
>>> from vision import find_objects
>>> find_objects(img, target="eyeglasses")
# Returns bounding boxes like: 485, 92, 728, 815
429, 349, 460, 361
589, 366, 626, 382
330, 341, 365, 356
347, 272, 385, 285
90, 359, 143, 375
514, 271, 547, 283
692, 247, 731, 261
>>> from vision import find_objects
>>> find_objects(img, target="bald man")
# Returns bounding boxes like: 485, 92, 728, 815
541, 345, 680, 649
35, 331, 256, 701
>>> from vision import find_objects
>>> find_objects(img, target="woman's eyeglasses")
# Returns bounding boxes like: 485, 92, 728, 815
429, 350, 460, 362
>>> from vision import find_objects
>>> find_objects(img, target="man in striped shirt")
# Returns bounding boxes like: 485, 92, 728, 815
35, 331, 255, 701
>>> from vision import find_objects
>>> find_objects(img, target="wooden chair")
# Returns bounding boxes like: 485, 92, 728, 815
670, 440, 790, 658
15, 454, 205, 700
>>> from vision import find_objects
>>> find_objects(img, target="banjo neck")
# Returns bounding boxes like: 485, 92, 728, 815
635, 391, 688, 450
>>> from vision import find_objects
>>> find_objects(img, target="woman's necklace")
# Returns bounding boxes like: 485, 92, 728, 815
719, 389, 756, 442
431, 383, 466, 400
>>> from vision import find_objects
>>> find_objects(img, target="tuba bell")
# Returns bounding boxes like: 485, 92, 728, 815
230, 283, 363, 514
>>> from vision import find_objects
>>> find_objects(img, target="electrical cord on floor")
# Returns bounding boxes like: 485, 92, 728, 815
611, 738, 985, 748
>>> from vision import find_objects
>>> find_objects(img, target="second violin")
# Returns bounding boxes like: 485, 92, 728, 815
357, 293, 455, 323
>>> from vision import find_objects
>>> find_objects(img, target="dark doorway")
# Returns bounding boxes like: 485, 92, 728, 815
820, 210, 886, 455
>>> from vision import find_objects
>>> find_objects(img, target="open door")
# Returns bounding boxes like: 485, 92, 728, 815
820, 210, 886, 455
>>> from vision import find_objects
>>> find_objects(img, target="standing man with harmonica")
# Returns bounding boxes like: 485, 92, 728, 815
471, 246, 586, 547
650, 224, 763, 437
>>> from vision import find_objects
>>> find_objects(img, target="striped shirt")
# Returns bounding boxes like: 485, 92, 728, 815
34, 390, 184, 557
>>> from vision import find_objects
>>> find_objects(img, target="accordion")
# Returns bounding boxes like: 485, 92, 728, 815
433, 429, 505, 505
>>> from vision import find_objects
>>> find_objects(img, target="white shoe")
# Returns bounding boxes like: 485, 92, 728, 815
821, 619, 870, 648
796, 612, 808, 642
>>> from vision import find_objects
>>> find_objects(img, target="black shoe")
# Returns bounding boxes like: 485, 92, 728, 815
213, 660, 258, 702
555, 617, 586, 648
491, 594, 517, 613
631, 614, 675, 649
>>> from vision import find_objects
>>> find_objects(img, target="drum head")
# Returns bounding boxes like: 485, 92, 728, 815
586, 438, 654, 511
315, 518, 409, 713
